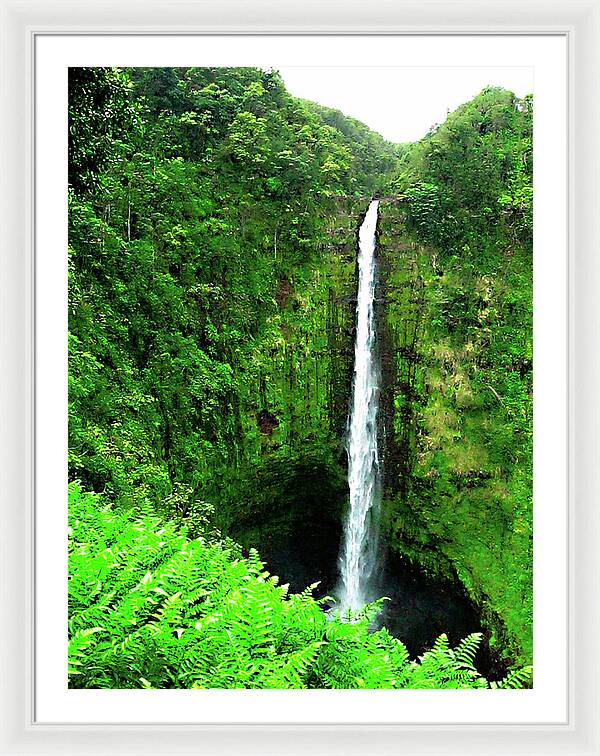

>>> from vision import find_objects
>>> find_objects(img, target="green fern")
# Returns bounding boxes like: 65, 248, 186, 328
491, 665, 533, 689
68, 483, 533, 690
68, 627, 102, 676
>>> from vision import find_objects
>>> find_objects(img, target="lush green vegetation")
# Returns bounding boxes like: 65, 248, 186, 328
68, 67, 390, 525
68, 68, 533, 687
69, 483, 531, 689
378, 87, 533, 665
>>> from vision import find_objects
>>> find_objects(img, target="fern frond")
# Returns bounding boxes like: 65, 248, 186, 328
491, 665, 533, 689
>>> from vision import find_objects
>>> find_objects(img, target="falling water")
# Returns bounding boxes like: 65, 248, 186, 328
338, 199, 381, 614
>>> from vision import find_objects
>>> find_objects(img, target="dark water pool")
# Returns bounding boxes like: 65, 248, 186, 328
262, 538, 507, 681
372, 557, 508, 680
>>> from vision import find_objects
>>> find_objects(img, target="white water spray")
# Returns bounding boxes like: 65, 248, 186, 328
338, 199, 381, 614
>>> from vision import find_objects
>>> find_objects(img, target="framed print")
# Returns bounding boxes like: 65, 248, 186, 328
1, 1, 598, 755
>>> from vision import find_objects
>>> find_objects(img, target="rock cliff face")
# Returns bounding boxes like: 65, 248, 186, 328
219, 198, 364, 594
376, 199, 532, 667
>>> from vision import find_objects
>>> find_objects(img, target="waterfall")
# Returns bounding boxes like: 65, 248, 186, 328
338, 199, 381, 615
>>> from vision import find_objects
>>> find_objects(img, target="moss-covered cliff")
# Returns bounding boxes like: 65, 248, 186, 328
68, 68, 383, 592
376, 88, 533, 666
217, 198, 365, 591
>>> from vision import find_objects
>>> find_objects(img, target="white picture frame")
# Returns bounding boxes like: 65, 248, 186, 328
1, 0, 598, 754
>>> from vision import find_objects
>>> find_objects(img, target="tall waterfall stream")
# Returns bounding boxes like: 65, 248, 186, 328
338, 199, 381, 613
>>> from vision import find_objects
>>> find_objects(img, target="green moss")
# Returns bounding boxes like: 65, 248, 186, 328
377, 199, 532, 666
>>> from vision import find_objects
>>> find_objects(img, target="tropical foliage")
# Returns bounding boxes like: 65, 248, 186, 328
69, 66, 395, 515
69, 484, 531, 689
379, 87, 533, 665
68, 67, 533, 687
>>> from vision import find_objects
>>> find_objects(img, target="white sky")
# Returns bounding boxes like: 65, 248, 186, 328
278, 67, 533, 144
